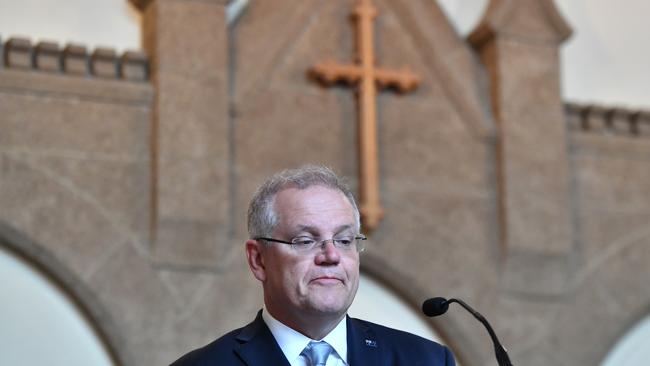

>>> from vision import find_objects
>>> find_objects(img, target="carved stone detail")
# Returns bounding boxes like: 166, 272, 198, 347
121, 51, 149, 81
34, 41, 61, 72
566, 103, 650, 137
63, 44, 89, 76
91, 47, 118, 79
5, 37, 33, 69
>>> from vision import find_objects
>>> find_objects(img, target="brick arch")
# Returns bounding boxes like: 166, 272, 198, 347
360, 249, 484, 366
0, 222, 131, 366
547, 228, 650, 365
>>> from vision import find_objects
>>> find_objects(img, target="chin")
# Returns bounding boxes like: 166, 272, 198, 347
307, 296, 352, 315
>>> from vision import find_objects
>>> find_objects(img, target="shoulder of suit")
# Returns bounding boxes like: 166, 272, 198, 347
349, 317, 455, 365
349, 317, 447, 348
169, 326, 245, 365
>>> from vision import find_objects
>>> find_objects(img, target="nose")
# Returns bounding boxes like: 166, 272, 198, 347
315, 240, 341, 265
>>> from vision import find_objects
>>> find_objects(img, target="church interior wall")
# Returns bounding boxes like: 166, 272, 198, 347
1, 1, 650, 365
563, 126, 650, 363
0, 40, 160, 364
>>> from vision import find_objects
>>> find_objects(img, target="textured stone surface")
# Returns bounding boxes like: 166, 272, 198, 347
0, 69, 152, 104
62, 44, 88, 75
630, 112, 650, 134
5, 37, 33, 69
0, 60, 153, 365
34, 41, 61, 72
121, 51, 149, 81
142, 0, 230, 268
0, 154, 128, 280
571, 134, 650, 259
566, 102, 650, 137
86, 243, 175, 365
2, 1, 650, 366
473, 0, 574, 299
91, 47, 118, 78
492, 39, 572, 256
0, 82, 151, 156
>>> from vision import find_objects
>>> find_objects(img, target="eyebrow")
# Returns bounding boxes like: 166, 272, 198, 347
293, 224, 355, 236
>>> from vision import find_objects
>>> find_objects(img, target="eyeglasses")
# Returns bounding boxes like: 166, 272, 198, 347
255, 235, 367, 253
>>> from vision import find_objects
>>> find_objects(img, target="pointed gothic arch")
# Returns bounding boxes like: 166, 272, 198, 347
543, 227, 650, 364
360, 249, 482, 366
0, 222, 131, 366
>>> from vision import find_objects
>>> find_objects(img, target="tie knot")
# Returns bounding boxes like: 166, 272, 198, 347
301, 341, 333, 366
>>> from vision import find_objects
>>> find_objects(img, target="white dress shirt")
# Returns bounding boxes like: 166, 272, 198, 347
262, 308, 348, 366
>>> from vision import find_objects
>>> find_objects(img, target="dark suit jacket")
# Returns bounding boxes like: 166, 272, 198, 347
171, 310, 455, 366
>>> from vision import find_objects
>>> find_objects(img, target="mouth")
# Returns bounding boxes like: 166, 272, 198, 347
310, 276, 343, 285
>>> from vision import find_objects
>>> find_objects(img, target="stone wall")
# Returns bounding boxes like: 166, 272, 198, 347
1, 1, 650, 365
0, 36, 154, 364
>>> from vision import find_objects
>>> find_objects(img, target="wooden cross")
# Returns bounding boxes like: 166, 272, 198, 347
310, 0, 420, 233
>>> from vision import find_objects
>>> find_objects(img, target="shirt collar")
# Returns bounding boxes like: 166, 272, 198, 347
262, 307, 348, 364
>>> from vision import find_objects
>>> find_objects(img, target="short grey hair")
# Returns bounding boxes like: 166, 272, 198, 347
247, 165, 360, 238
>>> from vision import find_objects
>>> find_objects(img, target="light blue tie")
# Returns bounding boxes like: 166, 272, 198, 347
301, 341, 333, 366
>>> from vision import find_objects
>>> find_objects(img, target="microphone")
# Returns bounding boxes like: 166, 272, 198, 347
422, 297, 513, 366
422, 297, 449, 317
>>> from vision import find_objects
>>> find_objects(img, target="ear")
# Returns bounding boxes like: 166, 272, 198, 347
246, 239, 267, 282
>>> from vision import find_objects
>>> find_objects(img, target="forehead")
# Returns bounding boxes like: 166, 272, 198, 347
273, 185, 355, 233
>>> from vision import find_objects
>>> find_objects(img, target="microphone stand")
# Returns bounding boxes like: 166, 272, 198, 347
446, 298, 513, 366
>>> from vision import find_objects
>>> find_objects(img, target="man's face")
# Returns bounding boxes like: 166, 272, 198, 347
253, 185, 360, 325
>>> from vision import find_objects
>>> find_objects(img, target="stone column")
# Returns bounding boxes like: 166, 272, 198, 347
470, 0, 573, 296
131, 0, 230, 268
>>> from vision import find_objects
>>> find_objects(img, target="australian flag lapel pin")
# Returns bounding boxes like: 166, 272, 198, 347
365, 339, 377, 348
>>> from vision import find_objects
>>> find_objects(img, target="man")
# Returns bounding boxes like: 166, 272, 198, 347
172, 165, 455, 365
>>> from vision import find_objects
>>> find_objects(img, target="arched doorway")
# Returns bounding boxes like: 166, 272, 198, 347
349, 273, 443, 342
0, 246, 115, 365
601, 313, 650, 366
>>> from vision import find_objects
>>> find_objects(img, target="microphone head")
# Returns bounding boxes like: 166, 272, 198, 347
422, 297, 449, 317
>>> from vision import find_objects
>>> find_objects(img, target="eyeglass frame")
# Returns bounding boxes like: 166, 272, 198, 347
254, 235, 367, 253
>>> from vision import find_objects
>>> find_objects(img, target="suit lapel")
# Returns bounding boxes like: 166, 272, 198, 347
346, 316, 383, 366
234, 312, 385, 366
234, 311, 292, 366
